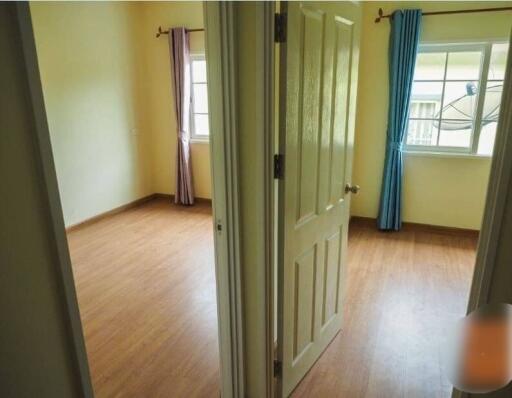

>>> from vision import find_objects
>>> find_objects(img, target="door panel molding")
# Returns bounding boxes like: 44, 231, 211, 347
293, 245, 318, 361
277, 2, 362, 397
295, 7, 325, 224
321, 229, 341, 327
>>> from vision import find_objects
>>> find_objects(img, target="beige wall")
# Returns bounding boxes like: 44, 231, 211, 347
31, 2, 153, 227
139, 1, 211, 199
30, 1, 211, 226
352, 2, 512, 230
1, 3, 90, 396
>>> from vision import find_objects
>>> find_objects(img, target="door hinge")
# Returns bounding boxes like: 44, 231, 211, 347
274, 154, 284, 179
274, 13, 287, 43
273, 359, 282, 378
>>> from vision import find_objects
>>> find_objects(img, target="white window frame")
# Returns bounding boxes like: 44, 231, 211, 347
190, 54, 210, 142
404, 41, 506, 157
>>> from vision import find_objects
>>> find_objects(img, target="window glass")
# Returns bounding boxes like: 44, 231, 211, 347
441, 81, 478, 121
407, 119, 438, 146
477, 43, 508, 155
488, 43, 508, 80
190, 57, 209, 139
193, 114, 210, 136
446, 51, 482, 80
406, 42, 508, 155
410, 101, 437, 119
478, 122, 497, 156
192, 59, 207, 83
410, 82, 443, 117
481, 83, 502, 122
438, 125, 472, 148
192, 83, 208, 113
413, 52, 446, 80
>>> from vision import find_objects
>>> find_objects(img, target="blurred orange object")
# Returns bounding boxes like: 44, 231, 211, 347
461, 318, 509, 389
450, 303, 512, 393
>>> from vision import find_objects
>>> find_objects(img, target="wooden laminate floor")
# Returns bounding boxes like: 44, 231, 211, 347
68, 198, 219, 398
291, 219, 478, 398
69, 199, 477, 398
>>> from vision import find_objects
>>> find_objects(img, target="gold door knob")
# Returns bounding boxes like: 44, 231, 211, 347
345, 183, 360, 194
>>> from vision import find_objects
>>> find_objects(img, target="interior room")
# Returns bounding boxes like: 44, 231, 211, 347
4, 1, 510, 397
30, 2, 218, 396
30, 1, 512, 397
285, 2, 512, 397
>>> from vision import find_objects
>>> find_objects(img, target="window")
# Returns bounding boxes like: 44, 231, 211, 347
405, 42, 509, 156
190, 55, 209, 140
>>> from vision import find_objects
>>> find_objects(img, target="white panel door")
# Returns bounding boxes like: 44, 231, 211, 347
277, 2, 361, 396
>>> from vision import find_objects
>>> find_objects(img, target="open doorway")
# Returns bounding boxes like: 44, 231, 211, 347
302, 29, 511, 398
30, 2, 219, 396
274, 2, 512, 397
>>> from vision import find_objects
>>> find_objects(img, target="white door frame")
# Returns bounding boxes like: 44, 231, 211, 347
206, 2, 276, 396
452, 34, 512, 398
18, 2, 246, 397
204, 2, 246, 397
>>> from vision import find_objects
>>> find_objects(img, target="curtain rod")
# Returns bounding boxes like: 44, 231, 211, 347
156, 26, 204, 38
374, 6, 512, 23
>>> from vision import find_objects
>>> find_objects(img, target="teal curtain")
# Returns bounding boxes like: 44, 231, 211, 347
377, 10, 422, 231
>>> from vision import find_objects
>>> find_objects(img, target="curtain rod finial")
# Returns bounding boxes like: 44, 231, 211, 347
375, 8, 384, 23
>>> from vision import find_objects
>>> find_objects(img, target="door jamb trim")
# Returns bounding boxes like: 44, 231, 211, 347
205, 3, 246, 397
263, 2, 277, 396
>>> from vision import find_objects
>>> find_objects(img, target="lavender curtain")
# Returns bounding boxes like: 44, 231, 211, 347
169, 27, 194, 205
